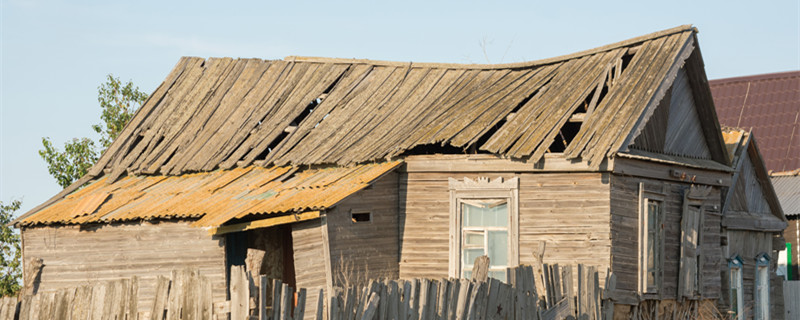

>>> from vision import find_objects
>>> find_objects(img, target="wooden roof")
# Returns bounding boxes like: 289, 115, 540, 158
19, 25, 733, 226
721, 128, 787, 231
87, 25, 702, 180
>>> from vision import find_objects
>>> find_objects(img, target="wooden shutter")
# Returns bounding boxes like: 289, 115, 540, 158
678, 186, 708, 299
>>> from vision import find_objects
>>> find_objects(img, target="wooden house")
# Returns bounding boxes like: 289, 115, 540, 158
13, 25, 787, 319
710, 71, 800, 285
720, 129, 788, 320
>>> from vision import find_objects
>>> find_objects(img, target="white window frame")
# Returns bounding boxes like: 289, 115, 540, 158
754, 253, 770, 320
729, 255, 744, 320
638, 183, 666, 295
448, 177, 519, 280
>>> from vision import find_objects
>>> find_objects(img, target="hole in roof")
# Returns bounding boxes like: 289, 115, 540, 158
472, 86, 542, 153
253, 131, 289, 162
401, 143, 466, 157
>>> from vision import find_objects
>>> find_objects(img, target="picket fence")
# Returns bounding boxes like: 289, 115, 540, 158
0, 258, 611, 320
326, 261, 609, 320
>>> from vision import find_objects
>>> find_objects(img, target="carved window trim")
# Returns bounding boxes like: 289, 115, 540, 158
448, 177, 519, 279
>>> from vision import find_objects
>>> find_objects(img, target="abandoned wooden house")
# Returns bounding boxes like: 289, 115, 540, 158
719, 129, 788, 319
12, 25, 788, 319
710, 70, 800, 285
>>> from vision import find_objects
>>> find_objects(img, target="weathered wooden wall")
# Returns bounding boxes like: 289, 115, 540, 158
609, 174, 722, 301
291, 220, 329, 320
21, 220, 226, 314
327, 172, 400, 287
398, 171, 612, 285
722, 230, 783, 320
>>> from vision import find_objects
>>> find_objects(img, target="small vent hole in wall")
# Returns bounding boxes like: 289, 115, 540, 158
351, 212, 372, 223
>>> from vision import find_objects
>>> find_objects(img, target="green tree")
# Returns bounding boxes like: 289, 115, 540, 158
0, 200, 22, 297
39, 75, 148, 188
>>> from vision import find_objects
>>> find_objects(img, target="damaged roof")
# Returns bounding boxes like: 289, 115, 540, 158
20, 25, 729, 227
20, 161, 400, 227
721, 127, 787, 230
711, 71, 800, 172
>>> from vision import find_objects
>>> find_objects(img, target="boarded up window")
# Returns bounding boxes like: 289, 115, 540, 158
679, 186, 709, 299
638, 183, 665, 294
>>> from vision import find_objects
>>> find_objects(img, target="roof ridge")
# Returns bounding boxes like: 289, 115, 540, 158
284, 25, 695, 70
710, 70, 800, 85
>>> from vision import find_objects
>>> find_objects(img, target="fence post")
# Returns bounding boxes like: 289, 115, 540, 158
260, 276, 268, 320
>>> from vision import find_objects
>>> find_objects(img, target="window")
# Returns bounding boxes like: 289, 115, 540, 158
729, 256, 744, 320
754, 253, 770, 320
679, 185, 710, 299
350, 211, 371, 223
460, 199, 508, 280
638, 183, 665, 294
449, 177, 519, 282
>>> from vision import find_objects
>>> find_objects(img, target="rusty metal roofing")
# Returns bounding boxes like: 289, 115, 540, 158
771, 172, 800, 217
20, 161, 401, 227
710, 71, 800, 172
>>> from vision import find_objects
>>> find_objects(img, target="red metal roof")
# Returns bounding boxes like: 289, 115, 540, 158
710, 71, 800, 172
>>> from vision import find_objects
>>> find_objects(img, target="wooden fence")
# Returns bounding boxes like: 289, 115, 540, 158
786, 280, 800, 320
0, 259, 609, 320
326, 261, 610, 320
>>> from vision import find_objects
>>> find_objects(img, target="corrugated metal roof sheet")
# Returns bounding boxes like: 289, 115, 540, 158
710, 71, 800, 172
771, 173, 800, 217
21, 161, 401, 227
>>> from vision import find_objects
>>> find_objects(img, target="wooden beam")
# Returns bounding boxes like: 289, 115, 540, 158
209, 211, 321, 235
403, 154, 612, 173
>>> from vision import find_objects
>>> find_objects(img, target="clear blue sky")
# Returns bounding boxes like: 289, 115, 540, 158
1, 0, 799, 215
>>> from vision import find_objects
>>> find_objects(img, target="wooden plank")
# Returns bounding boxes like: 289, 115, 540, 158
471, 256, 490, 283
316, 289, 325, 320
259, 276, 268, 320
272, 279, 283, 320
230, 265, 250, 320
360, 293, 380, 320
211, 211, 321, 235
295, 288, 307, 320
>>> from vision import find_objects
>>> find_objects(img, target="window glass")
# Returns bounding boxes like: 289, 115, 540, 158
460, 200, 509, 281
754, 254, 770, 320
729, 257, 743, 320
643, 199, 662, 292
488, 230, 508, 266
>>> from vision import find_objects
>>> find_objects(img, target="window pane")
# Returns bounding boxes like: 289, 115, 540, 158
463, 248, 484, 268
462, 201, 508, 227
488, 203, 508, 227
464, 232, 484, 246
488, 231, 508, 266
463, 203, 484, 227
463, 270, 472, 279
